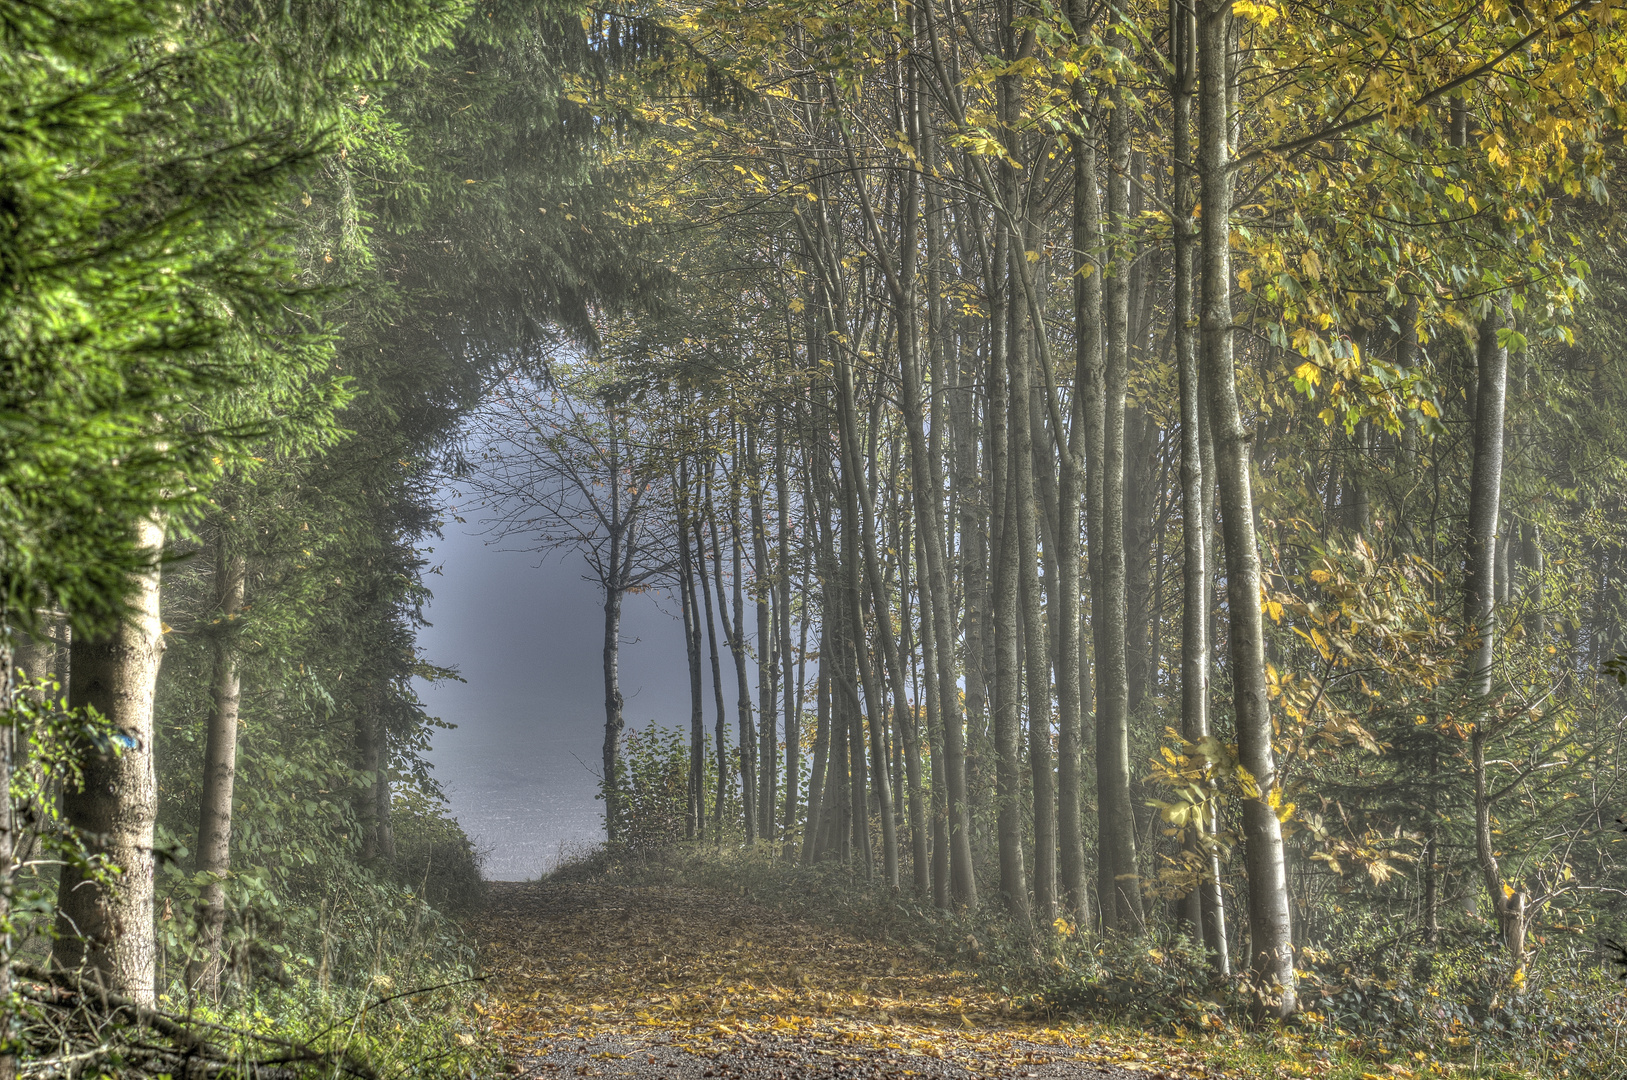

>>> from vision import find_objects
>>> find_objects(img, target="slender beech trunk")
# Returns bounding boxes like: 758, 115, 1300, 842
825, 318, 900, 890
715, 447, 757, 843
190, 535, 246, 999
1010, 266, 1056, 928
1522, 523, 1544, 640
893, 492, 930, 897
804, 642, 832, 865
923, 87, 959, 909
833, 385, 896, 883
952, 340, 990, 896
1199, 0, 1293, 1014
53, 515, 166, 1004
803, 460, 834, 864
679, 464, 706, 840
1098, 34, 1143, 932
837, 502, 873, 876
1059, 25, 1097, 923
990, 208, 1029, 924
1, 632, 19, 1065
695, 503, 729, 842
602, 583, 626, 840
1172, 0, 1229, 975
1466, 305, 1517, 959
600, 427, 628, 842
782, 441, 804, 852
752, 430, 777, 841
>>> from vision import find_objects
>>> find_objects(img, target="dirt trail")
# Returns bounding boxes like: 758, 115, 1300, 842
482, 881, 1206, 1080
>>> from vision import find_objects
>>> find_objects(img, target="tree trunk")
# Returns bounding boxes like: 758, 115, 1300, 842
601, 428, 628, 843
1125, 407, 1154, 715
679, 463, 706, 841
1010, 268, 1055, 928
695, 505, 729, 842
1171, 0, 1229, 975
602, 582, 626, 842
838, 505, 873, 877
1522, 522, 1544, 640
713, 463, 757, 844
0, 635, 16, 1073
1098, 39, 1143, 932
1466, 306, 1516, 959
189, 536, 246, 999
804, 637, 831, 865
1200, 0, 1293, 1014
783, 448, 806, 854
1059, 48, 1097, 925
803, 465, 835, 864
752, 429, 777, 842
990, 217, 1030, 924
53, 515, 166, 1004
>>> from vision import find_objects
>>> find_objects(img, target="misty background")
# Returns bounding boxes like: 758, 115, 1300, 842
412, 516, 693, 881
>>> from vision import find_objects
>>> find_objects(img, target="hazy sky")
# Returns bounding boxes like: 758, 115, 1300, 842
412, 516, 692, 880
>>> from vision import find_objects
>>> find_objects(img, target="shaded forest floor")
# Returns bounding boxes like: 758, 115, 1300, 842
482, 880, 1176, 1080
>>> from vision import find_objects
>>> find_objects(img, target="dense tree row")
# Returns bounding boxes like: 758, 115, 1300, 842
480, 0, 1627, 1019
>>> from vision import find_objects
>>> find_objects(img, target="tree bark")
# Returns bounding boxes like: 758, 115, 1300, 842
783, 445, 806, 854
1010, 265, 1055, 928
990, 209, 1029, 924
189, 534, 246, 1000
837, 502, 873, 877
1466, 306, 1516, 959
752, 429, 778, 842
1199, 0, 1293, 1014
712, 456, 757, 844
1172, 0, 1229, 975
1059, 34, 1097, 925
602, 582, 626, 842
0, 633, 20, 1070
695, 501, 729, 842
679, 462, 706, 841
1097, 36, 1143, 932
53, 515, 166, 1004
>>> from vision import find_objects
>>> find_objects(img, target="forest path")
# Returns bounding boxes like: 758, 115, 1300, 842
482, 881, 1204, 1080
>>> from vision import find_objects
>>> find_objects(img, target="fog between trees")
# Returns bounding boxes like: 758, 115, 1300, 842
4, 0, 1627, 1071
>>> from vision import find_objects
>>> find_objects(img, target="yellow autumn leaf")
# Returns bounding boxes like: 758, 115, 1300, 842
1233, 0, 1279, 26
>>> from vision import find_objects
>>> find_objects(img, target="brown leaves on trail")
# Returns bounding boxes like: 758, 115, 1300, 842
483, 881, 1004, 1040
480, 882, 1204, 1079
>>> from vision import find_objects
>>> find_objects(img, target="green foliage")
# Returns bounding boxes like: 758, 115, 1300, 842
5, 674, 120, 957
601, 723, 742, 849
390, 788, 487, 916
0, 0, 333, 636
614, 723, 699, 851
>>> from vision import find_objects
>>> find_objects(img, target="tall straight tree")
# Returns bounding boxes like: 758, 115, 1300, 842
53, 517, 167, 1002
1170, 0, 1229, 975
1097, 24, 1143, 933
1466, 303, 1517, 956
188, 524, 247, 998
1198, 0, 1294, 1015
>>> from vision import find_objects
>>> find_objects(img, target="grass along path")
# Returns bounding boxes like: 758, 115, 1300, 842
481, 880, 1212, 1080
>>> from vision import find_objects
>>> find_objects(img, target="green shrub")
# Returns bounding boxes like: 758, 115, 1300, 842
391, 787, 487, 915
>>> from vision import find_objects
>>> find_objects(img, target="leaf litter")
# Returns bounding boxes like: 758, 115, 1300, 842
482, 882, 1214, 1080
